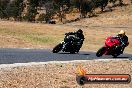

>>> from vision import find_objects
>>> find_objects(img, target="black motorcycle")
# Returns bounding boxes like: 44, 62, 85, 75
52, 34, 82, 54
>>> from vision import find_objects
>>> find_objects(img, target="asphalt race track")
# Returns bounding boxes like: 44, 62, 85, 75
0, 48, 132, 64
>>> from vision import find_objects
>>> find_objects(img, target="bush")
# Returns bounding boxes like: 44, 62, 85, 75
0, 0, 10, 19
6, 0, 24, 21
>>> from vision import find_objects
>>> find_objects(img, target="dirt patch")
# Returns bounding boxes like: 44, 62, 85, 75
0, 60, 132, 88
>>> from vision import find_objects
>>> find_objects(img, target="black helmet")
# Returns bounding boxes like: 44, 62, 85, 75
76, 29, 83, 34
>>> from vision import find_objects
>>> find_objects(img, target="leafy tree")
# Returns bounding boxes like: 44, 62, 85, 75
0, 0, 10, 19
24, 0, 39, 21
6, 0, 24, 20
53, 0, 71, 22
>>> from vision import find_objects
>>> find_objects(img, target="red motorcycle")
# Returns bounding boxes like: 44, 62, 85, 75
96, 36, 129, 57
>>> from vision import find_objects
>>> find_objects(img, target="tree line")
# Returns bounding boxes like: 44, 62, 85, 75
0, 0, 131, 23
0, 0, 72, 23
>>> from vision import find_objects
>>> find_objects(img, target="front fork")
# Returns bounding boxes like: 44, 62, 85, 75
60, 41, 66, 51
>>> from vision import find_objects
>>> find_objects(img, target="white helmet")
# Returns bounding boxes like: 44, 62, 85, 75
118, 30, 125, 36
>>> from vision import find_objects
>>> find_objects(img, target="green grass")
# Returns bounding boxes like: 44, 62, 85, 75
0, 28, 62, 45
23, 34, 55, 44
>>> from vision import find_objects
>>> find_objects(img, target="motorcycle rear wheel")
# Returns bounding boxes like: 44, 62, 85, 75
70, 51, 76, 54
52, 43, 63, 53
112, 54, 118, 58
112, 46, 121, 58
96, 47, 106, 57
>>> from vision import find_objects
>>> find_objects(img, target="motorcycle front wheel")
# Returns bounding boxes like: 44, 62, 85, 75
52, 43, 63, 53
96, 47, 106, 57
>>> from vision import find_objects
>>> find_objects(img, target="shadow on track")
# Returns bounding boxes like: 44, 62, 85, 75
113, 56, 129, 58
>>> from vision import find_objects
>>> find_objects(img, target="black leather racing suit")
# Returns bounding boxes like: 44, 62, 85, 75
112, 35, 128, 53
65, 31, 84, 49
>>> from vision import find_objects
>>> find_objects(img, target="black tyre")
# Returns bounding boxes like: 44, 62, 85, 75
76, 76, 86, 85
96, 47, 106, 57
70, 47, 77, 54
112, 46, 121, 58
52, 43, 63, 53
112, 52, 120, 58
112, 54, 118, 58
70, 51, 76, 54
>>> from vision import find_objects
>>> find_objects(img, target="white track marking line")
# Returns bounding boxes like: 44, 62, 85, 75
0, 59, 130, 69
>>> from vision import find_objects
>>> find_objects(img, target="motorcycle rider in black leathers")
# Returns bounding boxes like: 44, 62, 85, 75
64, 29, 85, 51
112, 30, 129, 54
